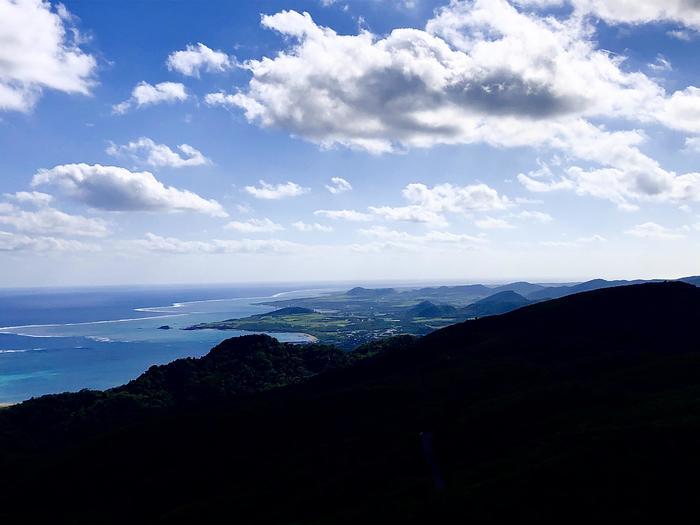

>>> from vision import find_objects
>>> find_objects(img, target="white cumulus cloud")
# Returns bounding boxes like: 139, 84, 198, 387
113, 81, 187, 114
31, 163, 227, 217
0, 0, 96, 112
106, 137, 210, 168
325, 177, 352, 194
214, 5, 667, 154
372, 182, 511, 226
518, 145, 700, 208
209, 3, 700, 211
166, 43, 233, 77
659, 87, 700, 134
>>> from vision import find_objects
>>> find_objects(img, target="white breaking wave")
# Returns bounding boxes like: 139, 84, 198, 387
0, 313, 188, 334
86, 336, 112, 343
134, 295, 281, 313
134, 287, 331, 313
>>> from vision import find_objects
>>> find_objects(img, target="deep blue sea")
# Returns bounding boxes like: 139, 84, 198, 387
0, 284, 339, 405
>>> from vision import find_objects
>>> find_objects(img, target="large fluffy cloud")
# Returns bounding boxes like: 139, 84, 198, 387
212, 4, 664, 152
106, 137, 211, 168
0, 0, 96, 111
209, 2, 700, 209
31, 164, 227, 217
518, 162, 700, 208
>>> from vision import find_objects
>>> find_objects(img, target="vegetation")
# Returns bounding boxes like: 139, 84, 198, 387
186, 287, 537, 347
2, 282, 700, 523
186, 309, 430, 348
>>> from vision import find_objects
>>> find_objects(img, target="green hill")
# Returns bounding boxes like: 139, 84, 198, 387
404, 300, 459, 318
460, 290, 531, 317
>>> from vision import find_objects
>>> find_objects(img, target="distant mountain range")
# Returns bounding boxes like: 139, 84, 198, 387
2, 281, 700, 523
186, 277, 700, 349
266, 276, 700, 309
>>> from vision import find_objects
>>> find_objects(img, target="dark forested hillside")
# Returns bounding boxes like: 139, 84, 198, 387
2, 282, 700, 524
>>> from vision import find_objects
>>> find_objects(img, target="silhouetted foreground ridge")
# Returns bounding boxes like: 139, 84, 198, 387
1, 281, 700, 524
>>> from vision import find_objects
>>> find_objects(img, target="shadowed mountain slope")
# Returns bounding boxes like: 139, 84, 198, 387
1, 282, 700, 524
526, 277, 653, 300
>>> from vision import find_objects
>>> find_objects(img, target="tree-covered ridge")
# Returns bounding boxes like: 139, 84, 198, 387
2, 282, 700, 523
0, 335, 361, 451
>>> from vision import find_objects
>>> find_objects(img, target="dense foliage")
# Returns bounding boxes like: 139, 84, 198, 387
2, 282, 700, 524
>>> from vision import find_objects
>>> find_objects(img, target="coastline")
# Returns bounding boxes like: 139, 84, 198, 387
0, 287, 326, 405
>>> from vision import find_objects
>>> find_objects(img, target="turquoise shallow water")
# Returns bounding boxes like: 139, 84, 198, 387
0, 285, 336, 404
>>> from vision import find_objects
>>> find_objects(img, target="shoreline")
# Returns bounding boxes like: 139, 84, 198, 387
0, 288, 327, 335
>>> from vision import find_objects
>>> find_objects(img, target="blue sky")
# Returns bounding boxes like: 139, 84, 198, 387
1, 0, 699, 286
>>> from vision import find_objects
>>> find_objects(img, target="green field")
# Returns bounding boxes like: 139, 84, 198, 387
186, 310, 458, 349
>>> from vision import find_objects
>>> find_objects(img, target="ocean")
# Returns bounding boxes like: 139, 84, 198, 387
0, 284, 338, 405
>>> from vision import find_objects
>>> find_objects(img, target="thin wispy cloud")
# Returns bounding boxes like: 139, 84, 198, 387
225, 218, 285, 233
